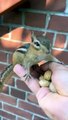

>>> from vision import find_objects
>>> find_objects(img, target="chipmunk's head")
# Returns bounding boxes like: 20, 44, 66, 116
28, 33, 51, 62
31, 32, 51, 53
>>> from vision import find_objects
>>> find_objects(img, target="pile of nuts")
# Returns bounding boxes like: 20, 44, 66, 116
39, 70, 56, 92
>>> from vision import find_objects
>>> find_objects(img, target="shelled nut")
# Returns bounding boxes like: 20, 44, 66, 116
39, 79, 50, 87
44, 70, 52, 81
49, 82, 56, 93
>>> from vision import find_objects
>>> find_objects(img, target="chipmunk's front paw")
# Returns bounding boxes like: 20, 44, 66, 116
21, 73, 31, 81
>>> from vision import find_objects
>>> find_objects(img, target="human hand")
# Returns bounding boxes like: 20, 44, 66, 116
13, 62, 68, 120
40, 62, 68, 96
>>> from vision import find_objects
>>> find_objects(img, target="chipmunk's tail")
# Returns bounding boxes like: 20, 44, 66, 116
0, 64, 14, 92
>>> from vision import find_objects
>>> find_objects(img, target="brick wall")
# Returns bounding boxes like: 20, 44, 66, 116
0, 0, 68, 120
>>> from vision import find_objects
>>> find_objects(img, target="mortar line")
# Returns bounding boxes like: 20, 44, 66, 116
65, 0, 68, 13
64, 35, 68, 48
22, 12, 25, 25
52, 47, 68, 52
19, 8, 68, 17
43, 14, 51, 36
52, 33, 57, 47
1, 23, 68, 35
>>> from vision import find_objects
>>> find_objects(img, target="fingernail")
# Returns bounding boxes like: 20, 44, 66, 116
13, 64, 25, 77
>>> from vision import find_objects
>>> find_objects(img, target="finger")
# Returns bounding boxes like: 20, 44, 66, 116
13, 64, 40, 94
13, 64, 27, 79
40, 62, 64, 72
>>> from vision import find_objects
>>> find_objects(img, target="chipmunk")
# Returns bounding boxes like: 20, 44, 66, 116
0, 32, 61, 91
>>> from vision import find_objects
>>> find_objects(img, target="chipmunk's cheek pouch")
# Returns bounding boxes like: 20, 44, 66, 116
30, 64, 44, 79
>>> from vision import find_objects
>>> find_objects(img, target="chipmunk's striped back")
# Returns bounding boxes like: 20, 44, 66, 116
16, 43, 30, 54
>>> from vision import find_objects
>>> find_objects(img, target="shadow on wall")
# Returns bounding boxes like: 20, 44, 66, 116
0, 0, 67, 64
0, 27, 31, 49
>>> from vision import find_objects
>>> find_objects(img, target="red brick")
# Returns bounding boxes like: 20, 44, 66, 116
2, 33, 9, 38
0, 25, 9, 37
11, 27, 24, 41
0, 64, 7, 73
49, 16, 68, 32
1, 29, 31, 49
18, 100, 46, 117
46, 32, 54, 44
54, 34, 66, 48
3, 11, 22, 24
3, 104, 32, 119
1, 38, 22, 49
0, 110, 16, 120
0, 94, 16, 105
27, 93, 38, 104
11, 27, 31, 42
45, 0, 65, 11
7, 77, 15, 86
0, 45, 13, 52
16, 79, 31, 92
1, 28, 31, 49
11, 88, 25, 100
29, 0, 65, 11
0, 52, 7, 62
25, 12, 45, 28
29, 0, 45, 10
52, 50, 68, 64
2, 86, 9, 94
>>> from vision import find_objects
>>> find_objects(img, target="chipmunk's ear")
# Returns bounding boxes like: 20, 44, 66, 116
31, 32, 37, 42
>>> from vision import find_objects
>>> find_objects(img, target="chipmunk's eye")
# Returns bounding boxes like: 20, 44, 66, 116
34, 41, 41, 49
34, 41, 40, 46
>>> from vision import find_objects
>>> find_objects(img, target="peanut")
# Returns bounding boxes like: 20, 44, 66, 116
44, 70, 51, 81
49, 82, 56, 92
39, 79, 50, 87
